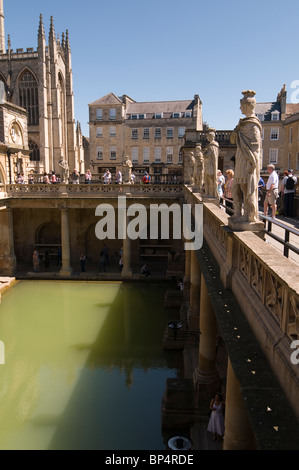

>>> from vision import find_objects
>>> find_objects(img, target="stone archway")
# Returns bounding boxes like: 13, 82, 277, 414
85, 222, 122, 267
35, 222, 61, 266
36, 223, 61, 245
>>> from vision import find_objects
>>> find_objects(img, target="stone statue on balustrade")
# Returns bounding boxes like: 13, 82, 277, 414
58, 158, 69, 184
193, 143, 204, 192
229, 90, 263, 231
203, 129, 218, 198
188, 151, 195, 186
123, 155, 133, 183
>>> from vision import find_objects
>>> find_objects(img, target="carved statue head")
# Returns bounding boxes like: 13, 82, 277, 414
240, 90, 256, 116
194, 143, 202, 156
207, 129, 216, 142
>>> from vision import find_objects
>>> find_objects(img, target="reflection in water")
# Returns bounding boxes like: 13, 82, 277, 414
0, 281, 177, 450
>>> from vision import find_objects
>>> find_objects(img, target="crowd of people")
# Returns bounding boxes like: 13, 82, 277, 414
13, 168, 187, 186
32, 247, 62, 273
16, 168, 142, 185
17, 163, 298, 219
217, 164, 297, 219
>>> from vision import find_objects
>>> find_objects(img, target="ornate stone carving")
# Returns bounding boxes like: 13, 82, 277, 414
229, 90, 264, 231
193, 143, 204, 192
203, 129, 218, 198
265, 272, 283, 324
59, 158, 69, 184
288, 293, 299, 340
122, 156, 132, 183
188, 151, 195, 186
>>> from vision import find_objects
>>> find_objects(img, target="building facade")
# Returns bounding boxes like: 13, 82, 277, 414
256, 85, 299, 174
0, 80, 30, 187
284, 112, 299, 172
88, 93, 203, 182
0, 1, 84, 183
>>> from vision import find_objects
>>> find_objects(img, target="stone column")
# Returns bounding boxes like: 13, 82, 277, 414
223, 359, 257, 450
0, 207, 16, 276
121, 214, 132, 277
60, 208, 72, 276
194, 273, 218, 384
183, 247, 191, 301
187, 250, 201, 330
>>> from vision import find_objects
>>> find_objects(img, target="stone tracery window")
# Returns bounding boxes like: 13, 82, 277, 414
29, 140, 40, 162
19, 71, 39, 125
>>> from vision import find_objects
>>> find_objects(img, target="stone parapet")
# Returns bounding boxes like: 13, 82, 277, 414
5, 183, 183, 199
185, 191, 299, 421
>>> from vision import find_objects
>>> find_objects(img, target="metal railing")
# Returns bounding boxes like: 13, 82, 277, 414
260, 215, 299, 258
219, 197, 299, 259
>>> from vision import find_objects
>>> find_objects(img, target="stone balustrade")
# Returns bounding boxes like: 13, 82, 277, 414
202, 200, 299, 342
4, 183, 184, 199
183, 185, 299, 420
185, 129, 235, 148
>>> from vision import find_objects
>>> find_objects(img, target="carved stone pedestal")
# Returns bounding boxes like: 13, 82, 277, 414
228, 218, 264, 233
162, 378, 196, 429
192, 186, 202, 195
202, 196, 219, 206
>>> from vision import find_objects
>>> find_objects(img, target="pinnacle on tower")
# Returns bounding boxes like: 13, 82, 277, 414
38, 13, 45, 38
0, 0, 5, 52
49, 16, 55, 41
65, 29, 70, 50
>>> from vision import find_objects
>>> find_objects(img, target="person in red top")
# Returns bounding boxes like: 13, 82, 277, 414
142, 172, 150, 184
50, 171, 57, 184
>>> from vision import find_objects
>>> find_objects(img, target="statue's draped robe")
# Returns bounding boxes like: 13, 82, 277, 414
204, 142, 218, 197
233, 116, 262, 222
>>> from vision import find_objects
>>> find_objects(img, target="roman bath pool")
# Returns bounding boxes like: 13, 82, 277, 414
0, 280, 179, 450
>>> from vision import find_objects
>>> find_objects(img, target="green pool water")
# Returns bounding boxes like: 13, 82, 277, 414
0, 281, 178, 450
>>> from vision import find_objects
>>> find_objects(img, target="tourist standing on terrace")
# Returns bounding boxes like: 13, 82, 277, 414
264, 164, 279, 219
85, 169, 92, 184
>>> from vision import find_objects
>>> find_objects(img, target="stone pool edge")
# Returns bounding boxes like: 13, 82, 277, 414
0, 277, 17, 299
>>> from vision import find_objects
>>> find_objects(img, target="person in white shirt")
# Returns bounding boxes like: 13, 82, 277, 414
264, 164, 279, 218
103, 169, 111, 184
115, 169, 122, 184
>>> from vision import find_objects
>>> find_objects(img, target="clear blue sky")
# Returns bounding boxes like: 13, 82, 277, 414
3, 0, 299, 136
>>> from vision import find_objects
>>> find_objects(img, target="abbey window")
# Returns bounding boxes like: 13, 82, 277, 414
19, 71, 39, 125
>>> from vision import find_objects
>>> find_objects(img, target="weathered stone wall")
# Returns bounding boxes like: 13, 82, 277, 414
192, 195, 299, 420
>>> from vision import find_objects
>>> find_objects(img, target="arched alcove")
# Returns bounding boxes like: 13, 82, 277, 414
85, 223, 121, 266
36, 223, 61, 245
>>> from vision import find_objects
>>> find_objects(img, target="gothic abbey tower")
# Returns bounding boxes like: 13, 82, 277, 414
0, 0, 84, 180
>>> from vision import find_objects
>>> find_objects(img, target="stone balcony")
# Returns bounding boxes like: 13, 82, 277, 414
3, 183, 184, 199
